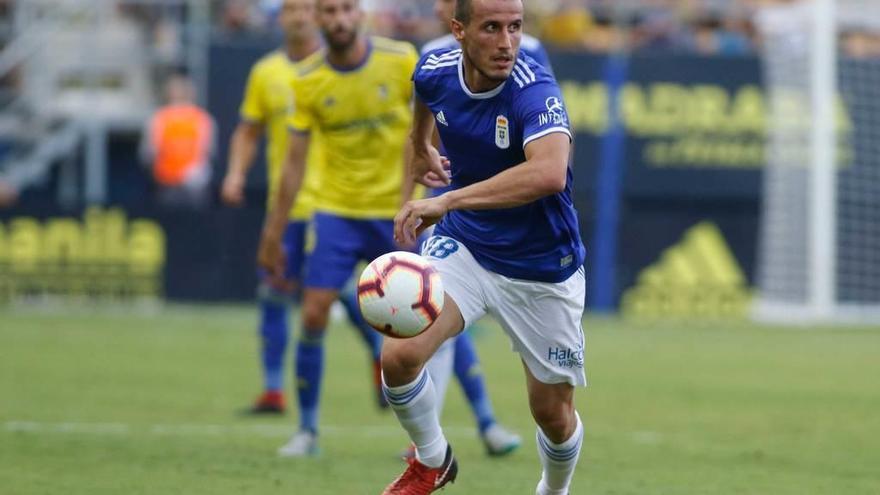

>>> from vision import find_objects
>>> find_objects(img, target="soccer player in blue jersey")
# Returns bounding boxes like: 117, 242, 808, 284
406, 0, 560, 459
380, 0, 586, 493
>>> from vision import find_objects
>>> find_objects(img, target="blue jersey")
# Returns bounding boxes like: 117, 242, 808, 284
413, 48, 585, 283
420, 34, 553, 196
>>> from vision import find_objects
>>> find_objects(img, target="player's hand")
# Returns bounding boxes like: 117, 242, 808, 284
394, 195, 450, 246
221, 173, 245, 207
257, 232, 286, 278
411, 145, 451, 188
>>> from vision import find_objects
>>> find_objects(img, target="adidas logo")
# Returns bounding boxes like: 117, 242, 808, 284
621, 222, 751, 317
436, 111, 448, 126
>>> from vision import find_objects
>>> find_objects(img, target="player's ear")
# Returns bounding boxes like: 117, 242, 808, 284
450, 19, 465, 42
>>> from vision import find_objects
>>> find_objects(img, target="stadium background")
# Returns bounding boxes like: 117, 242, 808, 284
0, 0, 793, 313
1, 1, 878, 494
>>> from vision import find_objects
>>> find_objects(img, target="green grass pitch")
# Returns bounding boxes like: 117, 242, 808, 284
1, 305, 878, 494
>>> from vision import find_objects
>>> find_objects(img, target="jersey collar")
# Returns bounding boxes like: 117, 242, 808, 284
457, 55, 506, 100
326, 38, 372, 73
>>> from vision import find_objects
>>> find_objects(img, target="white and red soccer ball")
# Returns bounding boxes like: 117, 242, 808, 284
356, 251, 444, 338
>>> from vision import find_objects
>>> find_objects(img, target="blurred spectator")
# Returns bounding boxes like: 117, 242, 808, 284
538, 0, 599, 51
362, 0, 439, 41
363, 0, 397, 38
257, 0, 283, 23
690, 12, 753, 55
220, 0, 267, 33
631, 3, 694, 53
207, 0, 841, 57
0, 179, 17, 208
842, 31, 880, 59
141, 73, 216, 210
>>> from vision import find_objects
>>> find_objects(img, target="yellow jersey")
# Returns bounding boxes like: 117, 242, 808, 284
239, 50, 323, 220
287, 37, 418, 219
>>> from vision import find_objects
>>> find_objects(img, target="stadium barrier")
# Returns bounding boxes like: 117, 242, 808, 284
0, 205, 263, 303
554, 51, 767, 317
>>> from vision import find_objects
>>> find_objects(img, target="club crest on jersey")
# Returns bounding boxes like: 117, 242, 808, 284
495, 115, 510, 149
538, 96, 568, 127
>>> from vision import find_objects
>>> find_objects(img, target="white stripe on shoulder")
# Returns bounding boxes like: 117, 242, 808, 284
511, 70, 525, 88
422, 51, 461, 69
427, 49, 461, 62
523, 127, 572, 148
512, 64, 531, 87
516, 59, 536, 82
421, 60, 459, 70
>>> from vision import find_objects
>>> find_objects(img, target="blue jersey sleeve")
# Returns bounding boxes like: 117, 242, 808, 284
514, 80, 572, 149
411, 51, 431, 100
412, 48, 460, 103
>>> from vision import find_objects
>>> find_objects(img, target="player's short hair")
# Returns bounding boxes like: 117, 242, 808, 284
454, 0, 472, 25
454, 0, 522, 25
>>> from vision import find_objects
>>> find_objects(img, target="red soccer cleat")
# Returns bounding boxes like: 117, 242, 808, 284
382, 445, 457, 494
246, 390, 286, 415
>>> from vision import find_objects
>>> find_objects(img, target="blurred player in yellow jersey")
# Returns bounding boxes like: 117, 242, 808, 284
257, 0, 418, 456
223, 0, 387, 417
222, 0, 322, 415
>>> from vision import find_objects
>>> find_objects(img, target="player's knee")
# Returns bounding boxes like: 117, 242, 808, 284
381, 341, 427, 383
302, 310, 327, 330
531, 400, 576, 443
302, 299, 332, 330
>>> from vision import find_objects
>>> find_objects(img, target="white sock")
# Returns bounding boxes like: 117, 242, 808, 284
424, 340, 454, 417
535, 411, 583, 495
383, 369, 448, 468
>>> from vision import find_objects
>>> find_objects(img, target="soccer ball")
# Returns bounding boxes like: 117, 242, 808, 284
356, 251, 444, 339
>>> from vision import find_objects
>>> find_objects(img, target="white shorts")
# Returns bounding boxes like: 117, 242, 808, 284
422, 235, 587, 387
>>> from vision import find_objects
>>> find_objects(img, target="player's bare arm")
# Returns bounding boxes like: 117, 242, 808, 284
444, 132, 570, 208
409, 97, 451, 189
395, 131, 570, 245
399, 139, 418, 207
257, 130, 310, 275
222, 121, 264, 206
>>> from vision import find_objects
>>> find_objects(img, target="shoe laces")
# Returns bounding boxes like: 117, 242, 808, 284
387, 458, 434, 494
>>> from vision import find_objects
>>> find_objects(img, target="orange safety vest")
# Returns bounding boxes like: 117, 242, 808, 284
149, 104, 213, 186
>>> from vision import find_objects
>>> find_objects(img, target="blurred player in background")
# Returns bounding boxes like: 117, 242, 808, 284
223, 0, 384, 415
381, 0, 586, 493
257, 0, 417, 457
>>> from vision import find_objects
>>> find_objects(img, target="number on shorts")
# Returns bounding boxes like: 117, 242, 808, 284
424, 236, 459, 259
